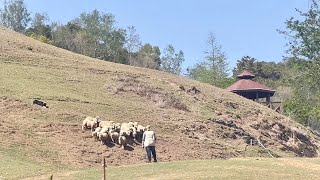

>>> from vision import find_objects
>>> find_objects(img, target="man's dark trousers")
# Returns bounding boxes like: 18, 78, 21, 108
145, 146, 157, 162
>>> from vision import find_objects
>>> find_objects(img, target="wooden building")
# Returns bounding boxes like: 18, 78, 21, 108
226, 70, 280, 111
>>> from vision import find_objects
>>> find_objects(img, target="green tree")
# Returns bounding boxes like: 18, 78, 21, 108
77, 9, 126, 63
51, 9, 127, 63
29, 13, 50, 37
26, 13, 52, 44
0, 0, 30, 32
161, 45, 184, 74
233, 56, 284, 88
233, 56, 257, 76
125, 26, 142, 65
52, 21, 82, 53
133, 43, 161, 69
280, 0, 320, 129
187, 33, 230, 88
280, 0, 320, 86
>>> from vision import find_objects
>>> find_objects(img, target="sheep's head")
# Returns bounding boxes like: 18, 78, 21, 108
109, 128, 115, 133
94, 116, 101, 122
115, 124, 121, 130
133, 122, 138, 127
91, 121, 98, 130
129, 127, 134, 133
128, 122, 134, 127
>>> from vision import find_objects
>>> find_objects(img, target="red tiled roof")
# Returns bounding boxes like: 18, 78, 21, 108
237, 70, 255, 78
226, 79, 275, 92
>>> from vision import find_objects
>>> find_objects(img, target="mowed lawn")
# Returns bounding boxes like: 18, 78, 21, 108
16, 158, 320, 180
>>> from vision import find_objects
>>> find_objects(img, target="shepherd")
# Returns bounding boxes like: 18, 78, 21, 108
142, 125, 157, 163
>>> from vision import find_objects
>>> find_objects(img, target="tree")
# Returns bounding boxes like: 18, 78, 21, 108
161, 45, 184, 74
233, 56, 257, 76
0, 0, 30, 32
233, 56, 284, 88
279, 0, 320, 86
280, 0, 320, 129
133, 43, 161, 69
204, 32, 229, 77
77, 9, 126, 62
187, 32, 230, 88
78, 9, 111, 58
51, 9, 127, 63
52, 21, 82, 53
25, 13, 52, 44
125, 26, 142, 65
29, 13, 50, 36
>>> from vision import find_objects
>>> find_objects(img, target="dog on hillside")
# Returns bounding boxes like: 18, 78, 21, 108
33, 99, 49, 108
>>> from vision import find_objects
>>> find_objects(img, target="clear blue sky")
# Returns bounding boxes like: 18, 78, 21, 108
9, 0, 311, 73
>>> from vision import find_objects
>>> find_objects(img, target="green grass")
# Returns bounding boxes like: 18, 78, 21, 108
0, 147, 68, 180
2, 157, 320, 180
40, 158, 320, 180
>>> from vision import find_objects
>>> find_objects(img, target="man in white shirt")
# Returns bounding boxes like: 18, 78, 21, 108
142, 125, 157, 163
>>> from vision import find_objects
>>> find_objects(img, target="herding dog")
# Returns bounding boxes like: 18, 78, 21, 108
33, 99, 49, 108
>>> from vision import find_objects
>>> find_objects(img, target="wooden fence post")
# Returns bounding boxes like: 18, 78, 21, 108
102, 157, 106, 180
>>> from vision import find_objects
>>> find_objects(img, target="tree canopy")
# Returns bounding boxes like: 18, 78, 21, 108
187, 33, 231, 88
0, 0, 30, 32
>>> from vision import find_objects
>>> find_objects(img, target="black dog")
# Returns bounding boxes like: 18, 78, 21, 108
33, 99, 49, 108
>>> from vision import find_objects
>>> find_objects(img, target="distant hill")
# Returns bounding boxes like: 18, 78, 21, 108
0, 27, 319, 169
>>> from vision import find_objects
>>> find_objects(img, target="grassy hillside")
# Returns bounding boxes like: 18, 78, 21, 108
0, 26, 320, 179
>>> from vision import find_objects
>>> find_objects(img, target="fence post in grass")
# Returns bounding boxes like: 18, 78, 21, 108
102, 157, 106, 180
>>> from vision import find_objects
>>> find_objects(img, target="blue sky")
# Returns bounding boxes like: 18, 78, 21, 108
6, 0, 310, 72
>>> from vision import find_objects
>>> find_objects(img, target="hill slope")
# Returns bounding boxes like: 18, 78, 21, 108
0, 27, 320, 170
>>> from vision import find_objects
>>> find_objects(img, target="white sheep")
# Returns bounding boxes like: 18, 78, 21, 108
120, 123, 132, 137
109, 130, 119, 144
114, 123, 121, 132
82, 116, 99, 131
133, 122, 138, 128
137, 124, 145, 132
118, 135, 127, 149
98, 132, 110, 145
129, 126, 138, 141
92, 127, 102, 140
99, 120, 115, 128
136, 125, 145, 139
128, 122, 135, 128
99, 127, 108, 133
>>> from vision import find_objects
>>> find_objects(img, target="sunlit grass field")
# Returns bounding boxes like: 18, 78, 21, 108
15, 158, 320, 180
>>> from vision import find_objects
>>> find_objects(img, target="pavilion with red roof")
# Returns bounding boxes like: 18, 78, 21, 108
226, 70, 275, 105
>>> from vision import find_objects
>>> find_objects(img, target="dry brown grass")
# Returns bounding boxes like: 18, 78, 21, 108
109, 75, 188, 111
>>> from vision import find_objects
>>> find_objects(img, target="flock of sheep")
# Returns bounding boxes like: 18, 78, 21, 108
82, 116, 148, 149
